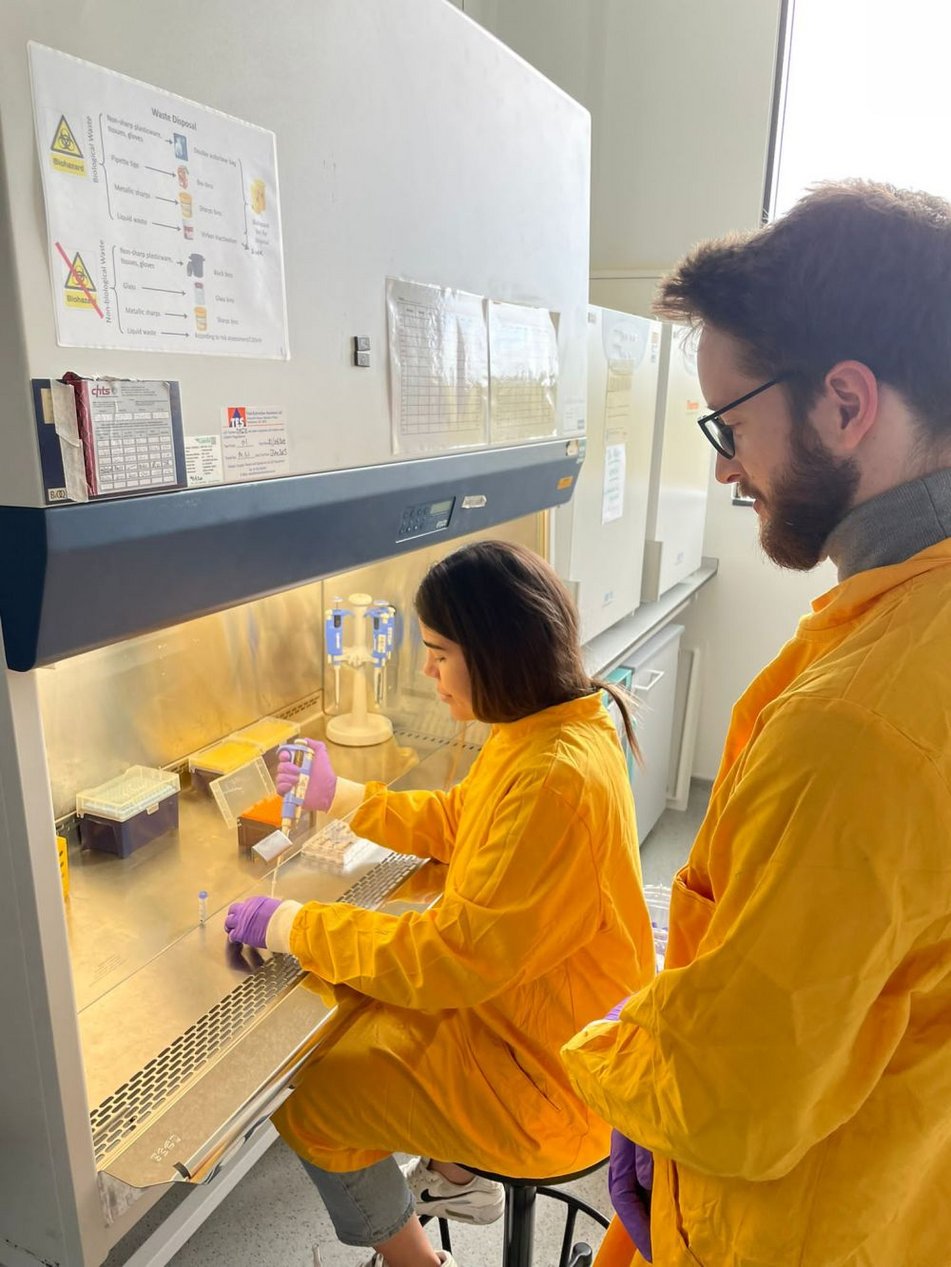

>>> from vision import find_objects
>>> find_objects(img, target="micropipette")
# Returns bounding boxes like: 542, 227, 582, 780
260, 741, 316, 896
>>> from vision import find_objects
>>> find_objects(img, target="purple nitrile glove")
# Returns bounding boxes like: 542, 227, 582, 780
275, 738, 337, 813
224, 896, 282, 948
608, 1130, 653, 1263
605, 996, 630, 1023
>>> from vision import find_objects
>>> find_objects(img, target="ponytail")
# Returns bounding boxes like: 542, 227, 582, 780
592, 675, 643, 766
416, 541, 642, 768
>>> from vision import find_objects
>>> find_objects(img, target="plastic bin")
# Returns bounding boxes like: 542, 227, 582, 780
643, 882, 671, 972
188, 738, 262, 794
76, 766, 180, 858
231, 716, 299, 771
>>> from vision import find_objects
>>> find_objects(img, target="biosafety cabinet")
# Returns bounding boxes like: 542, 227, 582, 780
0, 3, 590, 1264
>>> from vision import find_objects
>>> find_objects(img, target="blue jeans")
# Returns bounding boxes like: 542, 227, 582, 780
301, 1154, 415, 1247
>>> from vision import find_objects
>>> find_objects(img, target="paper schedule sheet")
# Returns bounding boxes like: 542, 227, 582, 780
387, 279, 489, 453
488, 300, 559, 443
386, 280, 561, 453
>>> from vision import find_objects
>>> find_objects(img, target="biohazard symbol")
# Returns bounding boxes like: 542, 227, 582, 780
63, 251, 98, 310
49, 115, 87, 177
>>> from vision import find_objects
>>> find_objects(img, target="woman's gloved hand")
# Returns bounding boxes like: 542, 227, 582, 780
275, 738, 337, 812
224, 896, 282, 948
608, 1130, 653, 1263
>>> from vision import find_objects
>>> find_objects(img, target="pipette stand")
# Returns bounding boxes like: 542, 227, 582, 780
325, 592, 395, 747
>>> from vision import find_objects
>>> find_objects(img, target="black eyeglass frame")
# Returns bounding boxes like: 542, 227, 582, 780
696, 375, 788, 459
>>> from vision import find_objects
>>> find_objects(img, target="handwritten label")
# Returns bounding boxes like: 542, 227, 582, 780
220, 405, 289, 482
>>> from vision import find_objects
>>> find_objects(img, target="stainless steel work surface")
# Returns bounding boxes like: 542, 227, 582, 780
97, 853, 445, 1189
67, 714, 420, 1014
73, 724, 480, 1183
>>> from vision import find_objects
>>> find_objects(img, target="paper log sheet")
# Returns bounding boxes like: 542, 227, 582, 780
488, 300, 558, 443
387, 279, 488, 453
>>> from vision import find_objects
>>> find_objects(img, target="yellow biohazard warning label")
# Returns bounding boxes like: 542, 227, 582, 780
64, 251, 97, 309
50, 115, 86, 177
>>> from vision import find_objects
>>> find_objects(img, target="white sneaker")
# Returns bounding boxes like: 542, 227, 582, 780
401, 1157, 505, 1225
360, 1251, 459, 1267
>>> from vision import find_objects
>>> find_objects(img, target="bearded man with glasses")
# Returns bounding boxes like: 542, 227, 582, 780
563, 179, 951, 1267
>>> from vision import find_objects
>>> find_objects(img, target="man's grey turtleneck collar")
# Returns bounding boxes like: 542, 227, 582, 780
825, 468, 951, 582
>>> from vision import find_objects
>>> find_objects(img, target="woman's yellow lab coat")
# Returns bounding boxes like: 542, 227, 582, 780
274, 693, 654, 1175
563, 543, 951, 1266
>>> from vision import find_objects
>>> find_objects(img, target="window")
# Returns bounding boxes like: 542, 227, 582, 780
770, 0, 951, 218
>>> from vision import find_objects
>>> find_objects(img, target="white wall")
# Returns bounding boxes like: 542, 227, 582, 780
454, 0, 837, 777
685, 490, 837, 779
453, 0, 782, 267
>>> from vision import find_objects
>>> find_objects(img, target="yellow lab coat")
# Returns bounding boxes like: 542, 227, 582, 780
274, 693, 654, 1175
563, 542, 951, 1265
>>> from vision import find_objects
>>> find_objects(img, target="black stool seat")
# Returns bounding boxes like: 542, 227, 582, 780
426, 1158, 610, 1267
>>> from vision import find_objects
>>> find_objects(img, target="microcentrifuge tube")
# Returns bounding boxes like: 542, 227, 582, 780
198, 889, 208, 925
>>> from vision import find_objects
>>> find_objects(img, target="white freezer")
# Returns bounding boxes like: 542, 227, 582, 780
641, 324, 713, 601
555, 306, 661, 641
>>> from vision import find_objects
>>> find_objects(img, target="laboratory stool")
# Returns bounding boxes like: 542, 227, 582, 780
425, 1158, 610, 1267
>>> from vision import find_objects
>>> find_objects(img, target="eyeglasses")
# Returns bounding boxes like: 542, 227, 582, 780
696, 376, 787, 459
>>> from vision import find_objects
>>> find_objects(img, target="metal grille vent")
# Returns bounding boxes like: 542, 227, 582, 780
337, 852, 422, 909
277, 691, 323, 721
90, 953, 302, 1165
89, 850, 420, 1166
392, 726, 484, 754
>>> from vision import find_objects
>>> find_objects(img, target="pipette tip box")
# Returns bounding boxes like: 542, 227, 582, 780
188, 738, 262, 794
237, 794, 312, 852
231, 716, 300, 771
76, 766, 180, 858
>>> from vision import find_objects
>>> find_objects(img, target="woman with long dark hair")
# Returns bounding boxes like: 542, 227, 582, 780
225, 541, 653, 1267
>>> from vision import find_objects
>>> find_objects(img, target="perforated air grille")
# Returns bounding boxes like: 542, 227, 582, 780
277, 691, 323, 720
89, 850, 420, 1167
336, 851, 422, 909
392, 725, 483, 753
89, 953, 300, 1165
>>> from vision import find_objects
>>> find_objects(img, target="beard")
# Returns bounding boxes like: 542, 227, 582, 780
745, 423, 860, 570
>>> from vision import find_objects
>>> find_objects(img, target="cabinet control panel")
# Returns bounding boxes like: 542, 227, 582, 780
396, 496, 455, 541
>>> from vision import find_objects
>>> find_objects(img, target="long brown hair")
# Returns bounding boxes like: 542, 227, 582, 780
415, 541, 640, 757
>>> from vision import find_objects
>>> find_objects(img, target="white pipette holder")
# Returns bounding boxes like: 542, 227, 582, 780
325, 592, 394, 747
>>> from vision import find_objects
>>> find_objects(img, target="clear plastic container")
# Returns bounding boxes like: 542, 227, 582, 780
643, 882, 672, 972
76, 765, 180, 857
209, 757, 274, 827
301, 819, 378, 875
208, 758, 315, 851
